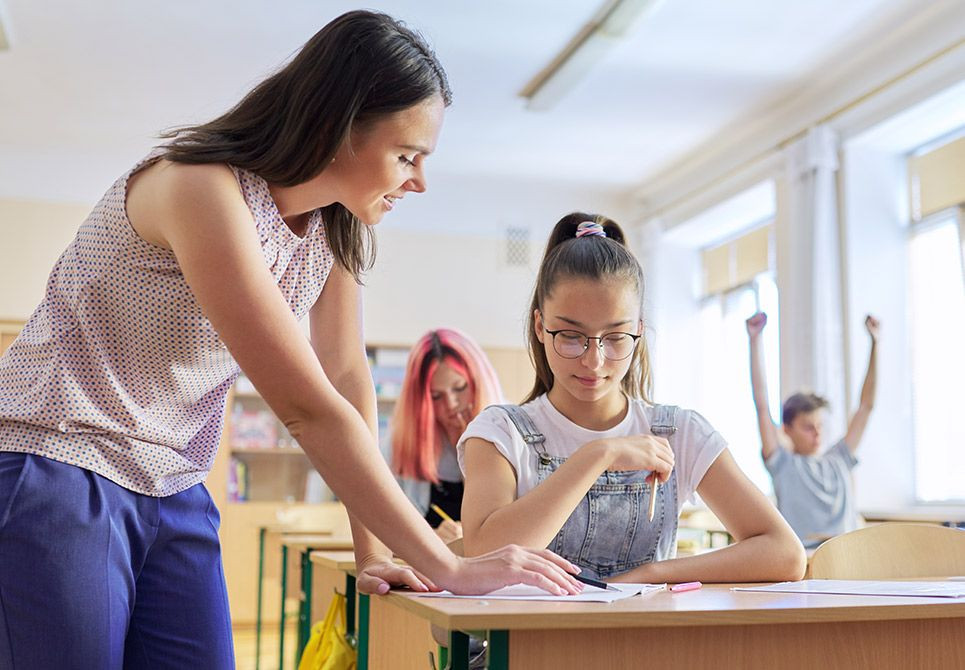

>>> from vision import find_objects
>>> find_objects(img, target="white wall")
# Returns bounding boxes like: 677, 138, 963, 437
365, 173, 632, 348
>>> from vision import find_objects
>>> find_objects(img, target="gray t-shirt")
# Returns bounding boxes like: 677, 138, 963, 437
765, 439, 858, 547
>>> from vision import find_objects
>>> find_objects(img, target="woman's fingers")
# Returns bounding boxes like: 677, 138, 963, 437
388, 566, 432, 592
496, 547, 583, 593
357, 562, 436, 595
449, 545, 584, 596
356, 571, 392, 595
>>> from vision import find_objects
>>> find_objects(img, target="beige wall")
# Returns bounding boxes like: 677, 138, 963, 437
0, 198, 93, 320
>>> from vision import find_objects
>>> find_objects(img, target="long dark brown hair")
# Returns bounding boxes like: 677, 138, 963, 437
159, 10, 452, 281
524, 212, 653, 403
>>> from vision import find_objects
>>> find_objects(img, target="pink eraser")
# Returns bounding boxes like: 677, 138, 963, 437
670, 581, 702, 592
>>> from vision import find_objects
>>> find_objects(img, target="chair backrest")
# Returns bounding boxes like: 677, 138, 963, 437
807, 522, 965, 579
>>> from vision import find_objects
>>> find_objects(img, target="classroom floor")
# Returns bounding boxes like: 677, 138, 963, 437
233, 623, 298, 670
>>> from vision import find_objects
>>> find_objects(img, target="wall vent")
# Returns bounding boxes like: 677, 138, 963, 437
505, 227, 530, 267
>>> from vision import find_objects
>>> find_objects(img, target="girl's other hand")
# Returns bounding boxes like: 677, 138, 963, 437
603, 435, 675, 482
440, 546, 584, 596
745, 311, 767, 337
434, 519, 463, 544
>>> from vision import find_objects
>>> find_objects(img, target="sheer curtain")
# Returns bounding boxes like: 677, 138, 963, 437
909, 217, 965, 501
696, 275, 780, 496
778, 125, 847, 437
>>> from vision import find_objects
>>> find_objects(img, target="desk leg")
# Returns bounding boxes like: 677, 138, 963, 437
447, 631, 470, 670
279, 544, 288, 670
255, 527, 266, 670
295, 548, 316, 669
357, 590, 369, 670
487, 630, 509, 670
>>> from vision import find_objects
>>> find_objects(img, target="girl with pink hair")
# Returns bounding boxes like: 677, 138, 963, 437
391, 328, 503, 543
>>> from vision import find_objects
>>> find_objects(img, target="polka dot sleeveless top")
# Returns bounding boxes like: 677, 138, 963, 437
0, 153, 335, 496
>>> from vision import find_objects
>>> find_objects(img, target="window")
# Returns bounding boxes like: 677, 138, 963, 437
696, 225, 779, 496
908, 209, 965, 502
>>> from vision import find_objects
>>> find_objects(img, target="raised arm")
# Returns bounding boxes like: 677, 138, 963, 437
127, 161, 581, 596
611, 449, 806, 584
461, 434, 674, 556
842, 315, 879, 453
746, 312, 781, 460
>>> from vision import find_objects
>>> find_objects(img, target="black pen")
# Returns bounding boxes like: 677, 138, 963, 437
573, 573, 619, 592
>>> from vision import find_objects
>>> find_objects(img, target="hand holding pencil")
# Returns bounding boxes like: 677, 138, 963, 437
430, 504, 463, 543
601, 435, 674, 491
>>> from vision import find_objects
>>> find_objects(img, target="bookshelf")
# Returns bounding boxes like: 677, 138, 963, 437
367, 343, 411, 460
223, 344, 411, 504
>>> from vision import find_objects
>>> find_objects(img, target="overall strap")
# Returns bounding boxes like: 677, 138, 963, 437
490, 404, 551, 463
649, 404, 679, 438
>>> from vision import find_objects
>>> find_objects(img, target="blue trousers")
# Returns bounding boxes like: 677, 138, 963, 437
0, 452, 234, 669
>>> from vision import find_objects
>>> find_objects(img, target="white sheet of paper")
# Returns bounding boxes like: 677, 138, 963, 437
410, 582, 665, 603
733, 579, 965, 598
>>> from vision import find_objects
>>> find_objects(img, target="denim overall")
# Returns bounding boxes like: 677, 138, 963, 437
496, 404, 679, 580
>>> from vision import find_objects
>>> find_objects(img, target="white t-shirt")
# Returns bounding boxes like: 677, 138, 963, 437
457, 394, 727, 514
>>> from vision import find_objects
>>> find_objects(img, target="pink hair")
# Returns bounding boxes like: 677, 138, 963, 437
391, 328, 503, 482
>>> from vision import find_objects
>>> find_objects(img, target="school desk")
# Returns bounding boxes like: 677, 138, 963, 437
861, 506, 965, 527
278, 534, 355, 669
254, 524, 335, 670
309, 550, 440, 670
369, 582, 965, 669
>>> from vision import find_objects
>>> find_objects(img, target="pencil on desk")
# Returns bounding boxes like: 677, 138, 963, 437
430, 503, 454, 523
648, 473, 658, 522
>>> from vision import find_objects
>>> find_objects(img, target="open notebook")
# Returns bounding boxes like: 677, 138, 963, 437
733, 580, 965, 598
410, 582, 665, 603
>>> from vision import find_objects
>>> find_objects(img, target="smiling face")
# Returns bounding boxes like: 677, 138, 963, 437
325, 94, 445, 225
536, 276, 642, 419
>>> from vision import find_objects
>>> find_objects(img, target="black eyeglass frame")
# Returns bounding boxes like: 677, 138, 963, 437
543, 328, 642, 361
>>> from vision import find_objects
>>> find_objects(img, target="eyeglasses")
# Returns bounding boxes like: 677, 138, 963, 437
543, 328, 641, 361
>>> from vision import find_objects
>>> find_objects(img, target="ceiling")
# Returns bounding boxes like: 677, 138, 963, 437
0, 0, 931, 208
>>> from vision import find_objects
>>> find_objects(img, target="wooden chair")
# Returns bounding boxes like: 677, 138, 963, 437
806, 522, 965, 579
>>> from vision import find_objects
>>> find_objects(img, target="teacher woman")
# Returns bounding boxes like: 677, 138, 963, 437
0, 10, 581, 669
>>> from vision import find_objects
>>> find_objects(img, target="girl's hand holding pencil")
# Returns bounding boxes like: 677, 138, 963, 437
594, 434, 675, 481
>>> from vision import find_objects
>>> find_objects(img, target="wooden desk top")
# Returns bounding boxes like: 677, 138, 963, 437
309, 550, 358, 571
383, 583, 965, 631
861, 507, 965, 524
280, 534, 354, 551
262, 524, 335, 535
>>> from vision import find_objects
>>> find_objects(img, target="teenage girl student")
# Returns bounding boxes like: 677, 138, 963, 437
0, 11, 580, 669
392, 328, 503, 543
746, 311, 880, 547
459, 213, 806, 583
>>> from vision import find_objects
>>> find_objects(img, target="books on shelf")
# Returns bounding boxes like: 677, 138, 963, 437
227, 457, 248, 502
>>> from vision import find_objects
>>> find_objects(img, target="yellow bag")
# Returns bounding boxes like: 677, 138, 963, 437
298, 592, 357, 670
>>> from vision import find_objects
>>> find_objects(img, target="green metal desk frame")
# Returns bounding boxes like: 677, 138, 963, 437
285, 550, 372, 670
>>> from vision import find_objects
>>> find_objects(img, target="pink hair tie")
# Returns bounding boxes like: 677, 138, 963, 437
575, 221, 607, 238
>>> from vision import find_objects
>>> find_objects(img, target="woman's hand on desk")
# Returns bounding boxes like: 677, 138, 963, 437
441, 546, 584, 596
356, 554, 437, 595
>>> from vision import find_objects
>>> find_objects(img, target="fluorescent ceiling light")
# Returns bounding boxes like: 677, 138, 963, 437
520, 0, 665, 111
